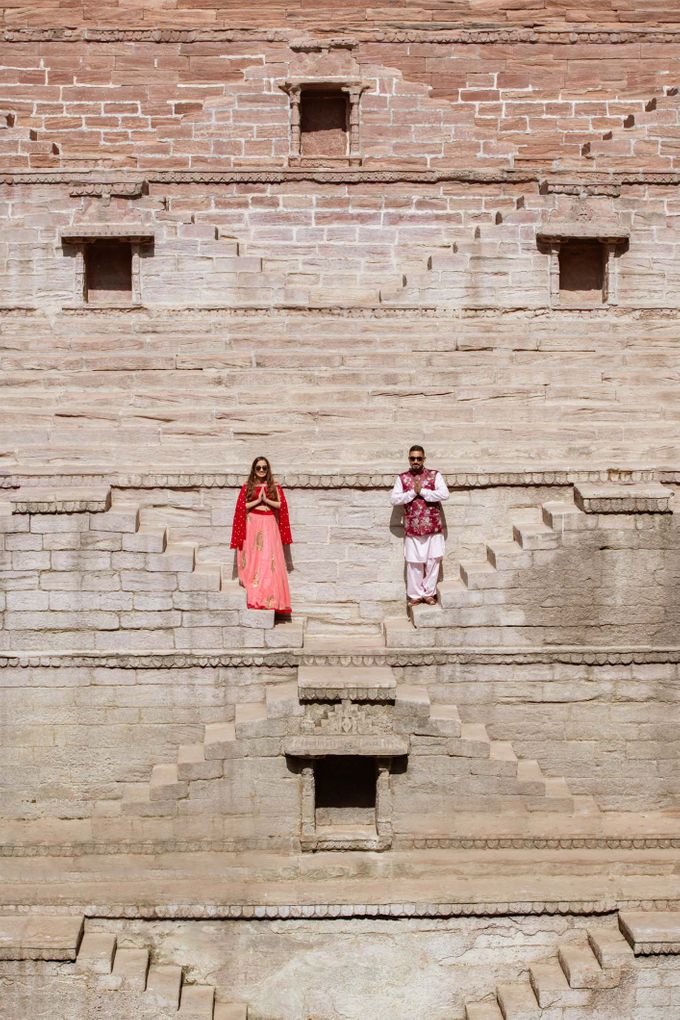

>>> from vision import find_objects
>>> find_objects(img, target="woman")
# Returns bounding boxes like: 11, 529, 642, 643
230, 456, 292, 613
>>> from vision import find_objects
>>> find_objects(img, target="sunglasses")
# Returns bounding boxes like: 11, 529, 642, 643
409, 456, 424, 462
255, 465, 268, 471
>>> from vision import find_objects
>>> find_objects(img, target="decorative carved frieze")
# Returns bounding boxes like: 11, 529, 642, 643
3, 645, 680, 670
4, 28, 680, 45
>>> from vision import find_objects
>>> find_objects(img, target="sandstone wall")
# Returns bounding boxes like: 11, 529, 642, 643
0, 1, 678, 29
0, 915, 667, 1020
2, 655, 677, 836
1, 37, 680, 171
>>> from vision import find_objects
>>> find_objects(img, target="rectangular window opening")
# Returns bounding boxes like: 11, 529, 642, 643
314, 755, 376, 828
85, 239, 133, 305
300, 88, 349, 158
558, 239, 605, 306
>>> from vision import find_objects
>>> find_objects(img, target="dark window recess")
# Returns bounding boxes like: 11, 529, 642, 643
300, 89, 349, 157
558, 240, 605, 306
314, 756, 376, 826
85, 240, 133, 305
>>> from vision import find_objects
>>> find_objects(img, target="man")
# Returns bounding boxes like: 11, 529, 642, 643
390, 445, 449, 607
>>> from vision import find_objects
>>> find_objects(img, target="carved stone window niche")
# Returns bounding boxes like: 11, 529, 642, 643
60, 226, 155, 307
537, 223, 629, 308
280, 79, 368, 167
284, 665, 405, 851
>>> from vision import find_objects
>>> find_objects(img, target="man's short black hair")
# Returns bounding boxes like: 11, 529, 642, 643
408, 444, 425, 455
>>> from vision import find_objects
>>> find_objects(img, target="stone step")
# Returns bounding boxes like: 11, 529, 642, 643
465, 1000, 504, 1020
529, 958, 570, 1006
91, 505, 140, 533
512, 523, 559, 550
587, 926, 635, 969
178, 983, 216, 1018
515, 759, 546, 796
110, 946, 150, 991
450, 723, 491, 758
438, 579, 481, 609
496, 980, 540, 1019
526, 776, 574, 813
75, 931, 117, 974
558, 942, 618, 988
146, 962, 183, 1008
177, 743, 223, 782
426, 703, 462, 736
150, 763, 189, 801
204, 721, 237, 759
459, 560, 498, 589
541, 499, 584, 531
234, 702, 269, 736
213, 1004, 248, 1020
485, 541, 532, 570
181, 564, 222, 591
147, 543, 196, 573
123, 527, 167, 553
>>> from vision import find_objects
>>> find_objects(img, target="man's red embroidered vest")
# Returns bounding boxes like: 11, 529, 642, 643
400, 468, 443, 538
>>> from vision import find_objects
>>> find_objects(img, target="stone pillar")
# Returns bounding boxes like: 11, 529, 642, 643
131, 243, 142, 305
287, 85, 302, 159
375, 758, 393, 842
301, 763, 315, 840
75, 244, 86, 304
344, 85, 365, 165
604, 240, 618, 305
549, 241, 561, 307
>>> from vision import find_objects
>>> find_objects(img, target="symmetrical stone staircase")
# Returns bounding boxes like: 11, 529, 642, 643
104, 664, 590, 820
465, 923, 630, 1018
385, 494, 588, 647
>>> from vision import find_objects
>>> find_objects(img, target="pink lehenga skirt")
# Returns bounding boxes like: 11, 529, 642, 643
237, 510, 291, 612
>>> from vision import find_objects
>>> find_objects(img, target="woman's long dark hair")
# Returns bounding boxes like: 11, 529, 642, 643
245, 456, 277, 502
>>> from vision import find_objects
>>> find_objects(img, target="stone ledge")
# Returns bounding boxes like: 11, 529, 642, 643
298, 665, 396, 701
2, 899, 679, 919
59, 226, 155, 244
537, 222, 629, 243
1, 466, 672, 492
7, 486, 111, 514
0, 914, 83, 960
284, 734, 409, 757
4, 646, 680, 669
2, 837, 680, 859
574, 483, 674, 514
619, 911, 680, 955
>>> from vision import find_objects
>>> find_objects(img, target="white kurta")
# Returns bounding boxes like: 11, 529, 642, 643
390, 471, 450, 563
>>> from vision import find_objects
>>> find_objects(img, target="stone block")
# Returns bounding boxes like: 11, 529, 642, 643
75, 931, 116, 974
0, 915, 84, 961
619, 911, 680, 955
239, 607, 275, 629
146, 963, 183, 1009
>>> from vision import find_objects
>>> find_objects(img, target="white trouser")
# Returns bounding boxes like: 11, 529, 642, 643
406, 558, 441, 599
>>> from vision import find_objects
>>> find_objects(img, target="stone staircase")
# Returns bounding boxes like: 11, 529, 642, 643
580, 86, 680, 170
385, 493, 589, 648
105, 664, 590, 819
0, 915, 247, 1018
76, 929, 246, 1019
465, 921, 634, 1018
